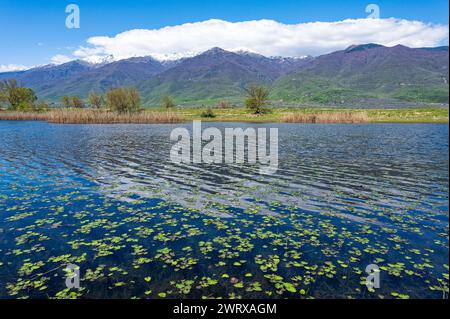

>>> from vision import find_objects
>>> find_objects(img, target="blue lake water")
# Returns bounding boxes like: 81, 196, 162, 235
0, 121, 448, 299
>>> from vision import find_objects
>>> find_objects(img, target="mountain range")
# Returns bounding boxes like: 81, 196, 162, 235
0, 44, 448, 106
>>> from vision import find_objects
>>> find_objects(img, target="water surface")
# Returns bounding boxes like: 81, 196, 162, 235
0, 121, 448, 299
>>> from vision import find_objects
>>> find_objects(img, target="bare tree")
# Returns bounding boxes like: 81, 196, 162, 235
88, 92, 104, 109
71, 96, 85, 108
62, 96, 71, 108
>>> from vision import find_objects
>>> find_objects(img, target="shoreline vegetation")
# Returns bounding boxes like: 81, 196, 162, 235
0, 107, 448, 124
0, 109, 184, 124
1, 81, 448, 124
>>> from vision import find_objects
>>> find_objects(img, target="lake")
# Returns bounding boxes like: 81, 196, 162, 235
0, 121, 448, 299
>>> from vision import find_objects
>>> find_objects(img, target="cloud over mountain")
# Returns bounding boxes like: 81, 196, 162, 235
0, 64, 31, 72
65, 18, 449, 62
51, 55, 74, 65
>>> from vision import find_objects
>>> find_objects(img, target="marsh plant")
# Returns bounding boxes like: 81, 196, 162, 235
0, 109, 184, 123
170, 120, 279, 174
283, 112, 369, 123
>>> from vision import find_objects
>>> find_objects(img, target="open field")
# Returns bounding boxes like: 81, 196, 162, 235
0, 107, 448, 124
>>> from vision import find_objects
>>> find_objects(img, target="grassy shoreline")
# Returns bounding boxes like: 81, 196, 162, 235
0, 107, 448, 124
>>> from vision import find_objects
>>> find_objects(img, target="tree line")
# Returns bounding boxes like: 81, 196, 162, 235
1, 79, 271, 114
61, 88, 140, 113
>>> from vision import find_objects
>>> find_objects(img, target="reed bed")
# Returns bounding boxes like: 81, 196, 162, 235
0, 111, 50, 121
282, 112, 369, 123
0, 109, 185, 124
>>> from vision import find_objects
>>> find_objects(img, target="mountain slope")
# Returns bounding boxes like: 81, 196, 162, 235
42, 57, 169, 100
138, 48, 312, 103
272, 44, 449, 104
3, 57, 168, 101
1, 45, 448, 106
1, 49, 311, 104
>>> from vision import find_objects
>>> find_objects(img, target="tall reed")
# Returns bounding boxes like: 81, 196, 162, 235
0, 111, 50, 121
0, 109, 185, 124
282, 112, 369, 123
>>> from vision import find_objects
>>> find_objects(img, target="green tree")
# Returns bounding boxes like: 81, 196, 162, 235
0, 80, 17, 105
0, 79, 37, 110
161, 95, 175, 109
245, 85, 270, 114
106, 87, 141, 113
88, 92, 104, 108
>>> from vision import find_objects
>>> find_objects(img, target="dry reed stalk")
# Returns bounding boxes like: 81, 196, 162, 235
282, 112, 369, 123
0, 111, 50, 121
0, 109, 185, 124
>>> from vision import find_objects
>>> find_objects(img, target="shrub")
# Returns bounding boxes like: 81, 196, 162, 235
201, 107, 216, 118
217, 100, 231, 109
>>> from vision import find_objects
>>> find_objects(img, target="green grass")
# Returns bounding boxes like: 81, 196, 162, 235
366, 108, 449, 123
154, 107, 449, 123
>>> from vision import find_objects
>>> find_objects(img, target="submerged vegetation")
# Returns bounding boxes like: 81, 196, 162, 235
0, 121, 448, 299
0, 43, 448, 301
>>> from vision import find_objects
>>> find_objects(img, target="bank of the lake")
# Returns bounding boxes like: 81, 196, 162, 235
0, 107, 448, 124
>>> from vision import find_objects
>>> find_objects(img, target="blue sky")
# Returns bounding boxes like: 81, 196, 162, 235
0, 0, 448, 68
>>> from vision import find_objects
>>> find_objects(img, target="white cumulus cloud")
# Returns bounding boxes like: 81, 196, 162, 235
68, 18, 448, 62
51, 54, 74, 65
0, 64, 32, 72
